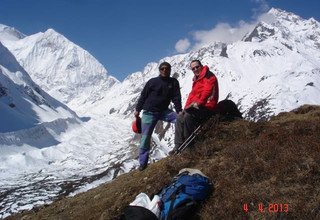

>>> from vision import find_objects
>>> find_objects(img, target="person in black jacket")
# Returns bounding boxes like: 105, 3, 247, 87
134, 62, 182, 171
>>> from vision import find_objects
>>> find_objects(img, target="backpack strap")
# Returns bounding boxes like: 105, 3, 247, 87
160, 180, 184, 202
166, 195, 176, 220
165, 193, 196, 220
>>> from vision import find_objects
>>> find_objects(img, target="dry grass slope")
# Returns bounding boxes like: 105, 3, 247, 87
7, 105, 320, 220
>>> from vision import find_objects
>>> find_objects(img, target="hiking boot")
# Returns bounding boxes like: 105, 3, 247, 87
138, 164, 147, 171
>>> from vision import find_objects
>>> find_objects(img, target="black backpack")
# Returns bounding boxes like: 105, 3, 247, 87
118, 205, 158, 220
216, 99, 242, 121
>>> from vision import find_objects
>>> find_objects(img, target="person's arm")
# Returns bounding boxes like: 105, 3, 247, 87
135, 80, 150, 116
192, 75, 216, 106
172, 79, 182, 113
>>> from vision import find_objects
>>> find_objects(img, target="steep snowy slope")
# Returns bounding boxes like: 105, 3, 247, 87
1, 26, 118, 110
0, 42, 132, 217
0, 42, 78, 132
0, 24, 25, 41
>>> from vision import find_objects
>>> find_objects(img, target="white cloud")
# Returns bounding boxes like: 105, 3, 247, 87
175, 38, 191, 53
191, 21, 256, 49
174, 21, 256, 52
174, 3, 275, 53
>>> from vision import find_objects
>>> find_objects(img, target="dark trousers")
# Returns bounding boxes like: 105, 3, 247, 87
174, 107, 212, 150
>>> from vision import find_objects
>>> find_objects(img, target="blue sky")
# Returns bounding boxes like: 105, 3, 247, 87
1, 0, 319, 81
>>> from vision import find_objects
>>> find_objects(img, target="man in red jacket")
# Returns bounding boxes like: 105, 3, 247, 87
171, 59, 219, 154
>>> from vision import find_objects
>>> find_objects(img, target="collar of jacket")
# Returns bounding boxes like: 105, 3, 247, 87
158, 75, 170, 80
193, 65, 209, 82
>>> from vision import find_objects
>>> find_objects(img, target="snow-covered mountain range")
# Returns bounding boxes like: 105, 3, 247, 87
0, 8, 319, 218
98, 8, 320, 122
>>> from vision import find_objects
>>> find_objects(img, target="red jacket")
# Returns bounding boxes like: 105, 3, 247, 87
185, 65, 219, 111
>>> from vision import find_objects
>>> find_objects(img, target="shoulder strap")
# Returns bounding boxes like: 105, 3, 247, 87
160, 180, 184, 202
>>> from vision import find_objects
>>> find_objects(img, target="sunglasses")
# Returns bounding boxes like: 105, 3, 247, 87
160, 67, 171, 71
191, 65, 201, 71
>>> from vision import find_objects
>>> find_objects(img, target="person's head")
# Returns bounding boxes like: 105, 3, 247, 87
159, 62, 171, 77
190, 60, 203, 76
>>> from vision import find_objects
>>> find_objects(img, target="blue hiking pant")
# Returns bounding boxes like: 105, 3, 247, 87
139, 110, 177, 166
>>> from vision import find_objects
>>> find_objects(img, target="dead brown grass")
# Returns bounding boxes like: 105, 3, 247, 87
7, 105, 320, 220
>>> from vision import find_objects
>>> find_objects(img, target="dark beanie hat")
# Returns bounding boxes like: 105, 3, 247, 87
159, 62, 171, 70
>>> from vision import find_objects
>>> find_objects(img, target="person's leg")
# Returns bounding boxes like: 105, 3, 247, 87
181, 108, 213, 151
174, 113, 185, 151
172, 108, 213, 154
182, 112, 201, 146
139, 111, 158, 169
161, 109, 177, 123
172, 112, 199, 154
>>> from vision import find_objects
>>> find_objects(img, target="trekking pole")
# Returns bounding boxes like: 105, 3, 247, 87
176, 124, 203, 154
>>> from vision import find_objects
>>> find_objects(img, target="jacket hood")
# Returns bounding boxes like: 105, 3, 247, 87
193, 65, 209, 81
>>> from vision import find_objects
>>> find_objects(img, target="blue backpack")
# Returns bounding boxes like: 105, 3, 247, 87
158, 169, 211, 220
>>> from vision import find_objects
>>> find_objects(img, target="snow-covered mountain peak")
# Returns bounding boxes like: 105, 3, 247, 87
243, 8, 320, 53
40, 28, 70, 46
0, 42, 78, 132
265, 8, 319, 32
44, 28, 58, 35
266, 8, 309, 26
0, 24, 25, 42
308, 17, 320, 26
1, 26, 119, 111
243, 21, 275, 42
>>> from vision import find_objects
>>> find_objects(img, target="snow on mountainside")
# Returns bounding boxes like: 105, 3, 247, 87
0, 41, 132, 216
0, 24, 25, 41
1, 25, 118, 110
0, 42, 78, 132
0, 8, 320, 218
86, 7, 320, 156
98, 8, 320, 122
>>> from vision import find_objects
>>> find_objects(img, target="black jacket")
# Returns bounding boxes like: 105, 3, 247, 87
136, 76, 182, 113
